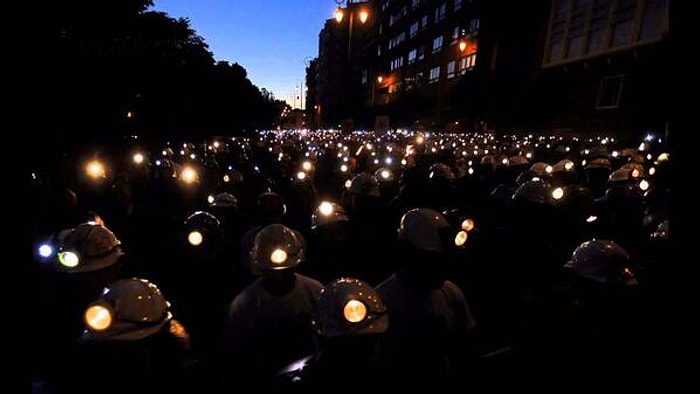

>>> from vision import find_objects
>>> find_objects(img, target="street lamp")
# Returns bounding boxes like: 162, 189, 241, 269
334, 0, 370, 61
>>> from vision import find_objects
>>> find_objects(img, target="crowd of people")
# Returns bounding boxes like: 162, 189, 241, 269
31, 129, 670, 392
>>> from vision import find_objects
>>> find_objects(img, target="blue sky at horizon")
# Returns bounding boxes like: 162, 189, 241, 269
152, 0, 339, 105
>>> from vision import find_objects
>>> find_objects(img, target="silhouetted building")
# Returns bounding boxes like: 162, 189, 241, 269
315, 1, 378, 129
530, 0, 670, 140
305, 58, 318, 129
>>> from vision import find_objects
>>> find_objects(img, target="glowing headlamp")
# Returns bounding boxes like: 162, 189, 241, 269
58, 250, 80, 268
454, 231, 468, 247
38, 243, 54, 259
552, 187, 564, 200
319, 201, 334, 216
270, 249, 288, 264
461, 218, 475, 232
188, 230, 204, 246
84, 304, 113, 331
343, 299, 367, 323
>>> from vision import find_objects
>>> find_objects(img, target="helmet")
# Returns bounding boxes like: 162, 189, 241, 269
507, 155, 529, 167
584, 157, 612, 170
257, 191, 287, 218
210, 192, 238, 208
397, 208, 450, 252
183, 211, 221, 248
512, 180, 554, 205
428, 163, 455, 181
82, 278, 172, 341
311, 200, 349, 230
348, 173, 380, 197
311, 277, 388, 338
58, 222, 125, 273
564, 239, 637, 286
529, 162, 552, 178
251, 224, 305, 270
374, 167, 395, 182
608, 168, 635, 184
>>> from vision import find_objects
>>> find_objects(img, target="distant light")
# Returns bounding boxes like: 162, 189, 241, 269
133, 153, 144, 164
340, 164, 348, 172
296, 171, 307, 180
545, 165, 553, 174
302, 161, 312, 171
648, 167, 656, 176
468, 167, 474, 175
58, 251, 79, 268
385, 157, 393, 165
85, 305, 112, 331
612, 151, 619, 157
639, 179, 650, 191
380, 169, 391, 179
586, 215, 597, 223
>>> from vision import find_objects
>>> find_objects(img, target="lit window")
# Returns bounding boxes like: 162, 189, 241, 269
410, 22, 419, 38
432, 35, 443, 53
429, 66, 440, 83
447, 60, 456, 79
408, 49, 417, 64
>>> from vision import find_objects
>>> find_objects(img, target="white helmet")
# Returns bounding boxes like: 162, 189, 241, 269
348, 173, 381, 197
311, 277, 388, 338
311, 200, 349, 230
251, 224, 305, 270
564, 239, 637, 286
397, 208, 450, 252
82, 278, 172, 341
57, 222, 124, 273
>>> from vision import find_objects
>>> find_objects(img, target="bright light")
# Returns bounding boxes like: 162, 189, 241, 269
335, 8, 344, 23
188, 231, 204, 246
86, 160, 106, 179
377, 75, 383, 83
639, 179, 650, 191
525, 153, 532, 159
545, 165, 553, 174
85, 305, 112, 331
38, 244, 53, 258
385, 157, 393, 165
380, 169, 391, 179
552, 187, 564, 200
319, 201, 334, 216
223, 174, 231, 183
207, 195, 215, 204
648, 167, 656, 176
564, 161, 574, 170
416, 135, 424, 144
296, 171, 307, 180
459, 40, 467, 52
344, 179, 352, 189
180, 167, 198, 184
302, 161, 312, 171
270, 249, 288, 264
343, 300, 367, 323
612, 151, 619, 157
58, 251, 80, 268
454, 231, 468, 247
133, 153, 144, 164
340, 164, 348, 172
359, 10, 369, 23
461, 219, 475, 232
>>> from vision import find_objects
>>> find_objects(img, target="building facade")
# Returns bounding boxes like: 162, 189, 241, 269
310, 0, 670, 138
